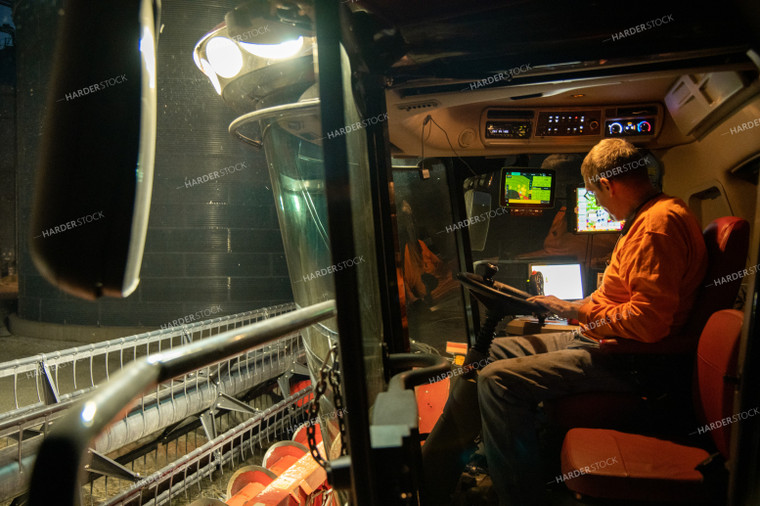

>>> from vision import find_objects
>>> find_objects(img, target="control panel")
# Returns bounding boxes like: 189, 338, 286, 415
485, 120, 532, 139
604, 117, 656, 137
480, 104, 661, 146
535, 111, 601, 136
510, 208, 544, 216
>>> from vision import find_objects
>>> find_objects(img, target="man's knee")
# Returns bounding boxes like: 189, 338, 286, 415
477, 363, 502, 401
477, 362, 522, 404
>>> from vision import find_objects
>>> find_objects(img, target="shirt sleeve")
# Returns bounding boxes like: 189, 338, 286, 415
578, 230, 686, 343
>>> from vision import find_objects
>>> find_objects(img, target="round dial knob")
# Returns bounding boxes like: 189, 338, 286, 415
483, 263, 499, 284
608, 122, 623, 135
637, 120, 652, 133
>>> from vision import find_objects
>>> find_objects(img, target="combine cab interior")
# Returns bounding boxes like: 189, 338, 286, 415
2, 0, 759, 505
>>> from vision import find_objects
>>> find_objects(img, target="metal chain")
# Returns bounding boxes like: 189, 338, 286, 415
306, 343, 345, 467
327, 355, 348, 456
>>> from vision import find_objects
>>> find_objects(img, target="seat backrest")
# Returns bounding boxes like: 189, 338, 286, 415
696, 309, 744, 457
599, 216, 749, 355
681, 217, 750, 339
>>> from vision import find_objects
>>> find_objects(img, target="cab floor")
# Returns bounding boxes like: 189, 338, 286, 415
449, 450, 725, 506
452, 472, 723, 506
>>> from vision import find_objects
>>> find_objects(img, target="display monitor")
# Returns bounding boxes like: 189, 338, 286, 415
499, 168, 555, 208
529, 263, 585, 300
574, 186, 625, 233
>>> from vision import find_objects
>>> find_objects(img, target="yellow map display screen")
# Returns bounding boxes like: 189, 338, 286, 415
502, 170, 554, 207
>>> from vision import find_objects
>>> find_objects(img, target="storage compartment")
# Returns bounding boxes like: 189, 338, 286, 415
665, 71, 745, 135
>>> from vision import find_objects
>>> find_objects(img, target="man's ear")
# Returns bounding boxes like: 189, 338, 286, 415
598, 177, 612, 193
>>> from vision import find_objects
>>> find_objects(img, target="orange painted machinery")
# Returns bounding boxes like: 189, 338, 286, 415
191, 424, 335, 506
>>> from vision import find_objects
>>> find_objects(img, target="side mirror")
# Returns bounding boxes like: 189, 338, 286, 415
30, 0, 158, 299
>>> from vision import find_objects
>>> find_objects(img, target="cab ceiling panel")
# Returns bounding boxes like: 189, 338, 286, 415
353, 0, 752, 86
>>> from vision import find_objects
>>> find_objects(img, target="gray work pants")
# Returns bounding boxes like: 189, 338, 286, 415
478, 331, 677, 506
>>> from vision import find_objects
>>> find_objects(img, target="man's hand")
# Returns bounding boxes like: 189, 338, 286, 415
527, 295, 581, 320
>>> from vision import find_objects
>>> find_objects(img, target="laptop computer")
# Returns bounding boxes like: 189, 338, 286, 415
528, 263, 584, 301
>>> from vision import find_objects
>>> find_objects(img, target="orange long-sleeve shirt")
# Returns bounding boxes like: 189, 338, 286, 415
578, 194, 707, 343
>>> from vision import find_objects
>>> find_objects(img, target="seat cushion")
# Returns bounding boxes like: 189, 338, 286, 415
560, 428, 710, 503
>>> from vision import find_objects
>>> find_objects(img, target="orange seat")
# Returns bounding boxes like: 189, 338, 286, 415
597, 216, 749, 355
548, 216, 749, 431
559, 309, 744, 503
560, 429, 710, 502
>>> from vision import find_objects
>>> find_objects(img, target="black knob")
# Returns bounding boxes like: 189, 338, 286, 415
483, 263, 499, 283
529, 271, 544, 296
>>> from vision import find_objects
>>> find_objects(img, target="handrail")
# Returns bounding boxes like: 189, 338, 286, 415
386, 353, 451, 391
27, 300, 336, 506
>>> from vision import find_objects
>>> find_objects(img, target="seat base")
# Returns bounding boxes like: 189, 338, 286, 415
560, 428, 713, 503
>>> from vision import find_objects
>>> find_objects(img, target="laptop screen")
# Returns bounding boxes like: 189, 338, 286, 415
529, 263, 584, 300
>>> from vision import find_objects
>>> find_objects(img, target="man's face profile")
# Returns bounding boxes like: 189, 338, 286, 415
586, 179, 617, 220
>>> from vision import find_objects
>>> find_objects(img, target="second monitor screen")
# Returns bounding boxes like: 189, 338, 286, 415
575, 186, 625, 233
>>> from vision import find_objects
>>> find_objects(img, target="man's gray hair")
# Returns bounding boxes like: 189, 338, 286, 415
581, 138, 650, 186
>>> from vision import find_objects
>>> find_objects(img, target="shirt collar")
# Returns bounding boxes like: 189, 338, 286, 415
620, 191, 663, 236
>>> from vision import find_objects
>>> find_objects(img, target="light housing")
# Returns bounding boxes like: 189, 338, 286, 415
193, 9, 314, 99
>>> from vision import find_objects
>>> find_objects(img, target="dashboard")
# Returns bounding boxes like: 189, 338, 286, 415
480, 104, 661, 146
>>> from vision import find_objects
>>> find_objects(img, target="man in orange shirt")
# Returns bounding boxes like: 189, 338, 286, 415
530, 140, 706, 342
473, 138, 707, 505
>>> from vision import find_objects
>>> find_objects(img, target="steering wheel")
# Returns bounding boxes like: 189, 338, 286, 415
457, 263, 549, 355
457, 264, 548, 318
